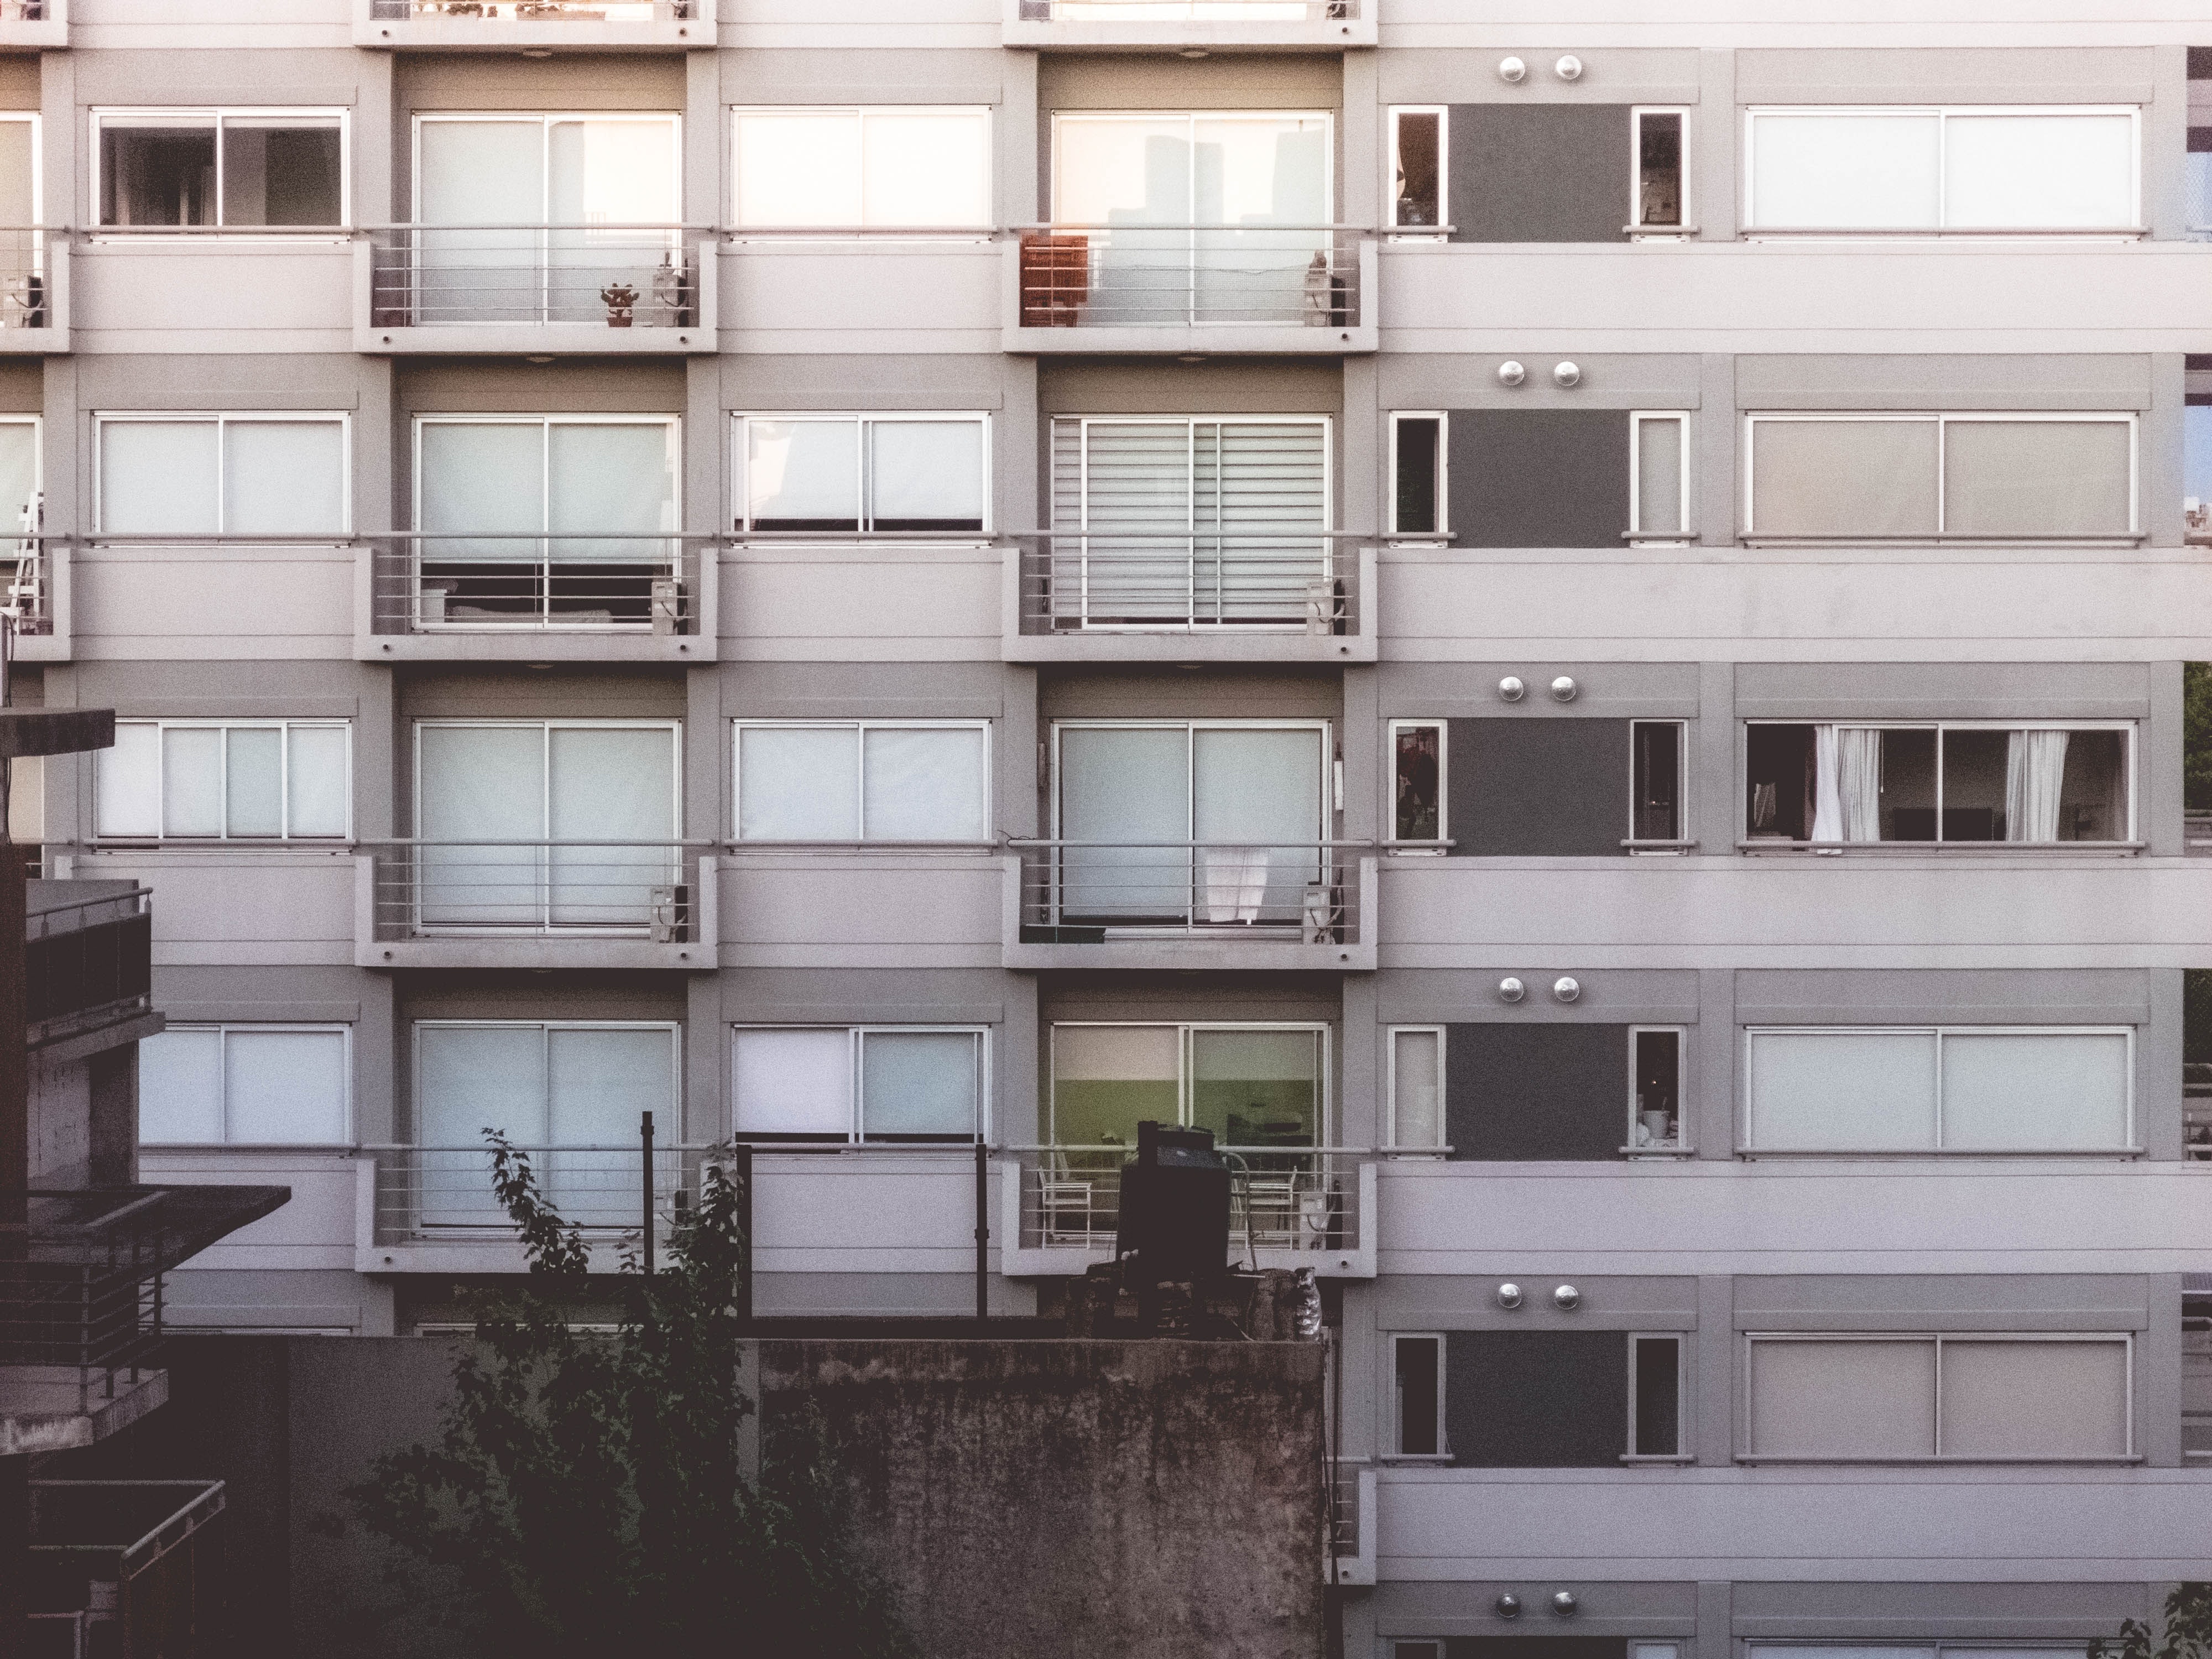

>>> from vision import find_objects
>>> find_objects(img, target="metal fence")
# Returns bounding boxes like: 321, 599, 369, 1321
1011, 1147, 1365, 1257
1012, 841, 1365, 942
364, 1142, 716, 1241
1018, 534, 1358, 633
27, 885, 152, 1047
371, 533, 705, 634
360, 842, 702, 940
1017, 226, 1363, 329
367, 225, 707, 328
29, 1481, 226, 1659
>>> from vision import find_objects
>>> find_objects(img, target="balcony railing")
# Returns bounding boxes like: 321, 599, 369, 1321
26, 884, 152, 1049
1009, 1146, 1365, 1259
29, 1481, 225, 1659
360, 841, 706, 941
1018, 534, 1359, 634
1012, 841, 1365, 942
0, 227, 50, 325
370, 533, 707, 635
0, 533, 53, 634
1016, 226, 1364, 330
365, 225, 709, 329
1019, 0, 1354, 14
372, 0, 696, 14
364, 1141, 715, 1243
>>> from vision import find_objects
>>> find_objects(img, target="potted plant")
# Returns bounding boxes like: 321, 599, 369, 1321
601, 282, 638, 327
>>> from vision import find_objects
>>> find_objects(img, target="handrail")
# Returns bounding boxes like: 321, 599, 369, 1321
26, 884, 151, 921
1008, 838, 1373, 849
1743, 224, 2148, 237
1736, 838, 2145, 853
1004, 1143, 1370, 1155
359, 837, 716, 848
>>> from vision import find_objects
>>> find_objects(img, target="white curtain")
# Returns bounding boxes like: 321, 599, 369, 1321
2005, 728, 2070, 842
1836, 727, 1884, 842
1810, 724, 1843, 843
1201, 846, 1269, 924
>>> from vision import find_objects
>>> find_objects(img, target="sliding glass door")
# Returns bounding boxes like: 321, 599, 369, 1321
1050, 1022, 1325, 1154
1054, 722, 1326, 927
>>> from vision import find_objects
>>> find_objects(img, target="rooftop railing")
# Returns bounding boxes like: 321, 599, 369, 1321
1018, 533, 1357, 634
1011, 840, 1365, 943
370, 532, 707, 634
25, 884, 151, 1048
1016, 226, 1363, 330
359, 841, 706, 941
367, 225, 708, 328
1009, 1146, 1365, 1258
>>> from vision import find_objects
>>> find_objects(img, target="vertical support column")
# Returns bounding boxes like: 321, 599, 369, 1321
1695, 1577, 1733, 1659
2144, 1271, 2184, 1466
1694, 1273, 1734, 1466
0, 833, 24, 1658
1693, 964, 1733, 1161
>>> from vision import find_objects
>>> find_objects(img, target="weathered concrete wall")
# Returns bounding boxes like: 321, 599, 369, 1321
758, 1338, 1328, 1659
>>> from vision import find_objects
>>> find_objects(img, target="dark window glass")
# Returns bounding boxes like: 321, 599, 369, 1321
1396, 1335, 1441, 1455
1632, 1029, 1680, 1150
1745, 724, 1814, 841
102, 124, 216, 227
1395, 416, 1441, 534
1637, 112, 1683, 227
221, 124, 342, 226
1394, 111, 1442, 228
1395, 723, 1442, 841
1633, 1335, 1681, 1456
1631, 720, 1681, 840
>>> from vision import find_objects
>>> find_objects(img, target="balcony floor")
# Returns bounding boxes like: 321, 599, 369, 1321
0, 1366, 168, 1455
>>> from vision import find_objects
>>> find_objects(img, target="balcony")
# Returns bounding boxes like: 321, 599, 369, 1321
354, 0, 714, 49
1004, 844, 1376, 969
2, 535, 60, 659
354, 843, 718, 969
360, 534, 717, 664
1000, 1149, 1376, 1277
0, 230, 65, 351
0, 0, 64, 50
26, 881, 153, 1053
1006, 537, 1375, 664
2, 1185, 289, 1454
29, 1481, 225, 1658
356, 1140, 712, 1273
1001, 0, 1373, 51
1006, 227, 1376, 353
357, 226, 716, 354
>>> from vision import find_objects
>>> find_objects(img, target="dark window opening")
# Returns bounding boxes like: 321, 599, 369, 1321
1394, 110, 1442, 229
1631, 1029, 1681, 1151
1395, 415, 1442, 535
1636, 111, 1684, 228
221, 124, 342, 226
1745, 724, 1814, 841
1631, 1335, 1682, 1457
1631, 719, 1682, 840
102, 124, 216, 227
1394, 722, 1443, 842
1395, 1334, 1442, 1455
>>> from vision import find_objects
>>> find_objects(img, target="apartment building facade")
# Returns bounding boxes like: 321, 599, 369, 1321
6, 0, 2212, 1652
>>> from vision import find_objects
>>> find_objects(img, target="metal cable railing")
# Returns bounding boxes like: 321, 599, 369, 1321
1007, 1146, 1364, 1256
371, 533, 706, 634
1018, 0, 1356, 18
363, 1142, 714, 1242
1010, 841, 1365, 942
372, 0, 697, 14
359, 841, 705, 940
1016, 225, 1363, 328
0, 533, 53, 633
367, 225, 709, 328
1019, 534, 1357, 633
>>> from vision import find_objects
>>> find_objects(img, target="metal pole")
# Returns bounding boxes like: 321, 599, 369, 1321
973, 1138, 989, 1323
640, 1110, 654, 1277
732, 1142, 753, 1331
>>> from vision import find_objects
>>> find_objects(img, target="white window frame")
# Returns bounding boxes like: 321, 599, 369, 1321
142, 1022, 354, 1147
1628, 717, 1689, 847
1050, 718, 1334, 843
1741, 1024, 2138, 1154
1046, 1020, 1333, 1149
1627, 1025, 1689, 1155
729, 718, 992, 844
1386, 718, 1447, 850
1625, 1331, 1689, 1460
1742, 105, 2142, 233
1384, 1024, 1446, 1154
729, 1024, 990, 1145
1629, 410, 1692, 544
1630, 106, 1692, 236
97, 718, 353, 843
1386, 105, 1447, 238
93, 107, 351, 233
93, 411, 353, 536
1743, 412, 2140, 540
1387, 411, 1448, 538
1739, 1331, 2136, 1462
729, 106, 993, 233
1389, 1331, 1448, 1459
1740, 717, 2138, 844
412, 111, 682, 227
729, 412, 993, 535
410, 1019, 681, 1146
1051, 109, 1335, 227
412, 411, 682, 530
413, 717, 683, 834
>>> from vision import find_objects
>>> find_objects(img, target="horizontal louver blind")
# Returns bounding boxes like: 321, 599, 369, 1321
1052, 418, 1327, 533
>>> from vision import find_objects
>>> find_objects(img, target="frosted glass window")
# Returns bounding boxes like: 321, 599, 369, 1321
0, 421, 39, 527
862, 727, 988, 842
138, 1027, 224, 1144
1750, 420, 1940, 538
161, 728, 225, 837
100, 421, 220, 534
547, 1027, 672, 1146
419, 119, 542, 228
733, 108, 989, 229
0, 120, 35, 234
1943, 420, 2132, 538
419, 421, 543, 560
732, 1027, 852, 1137
739, 415, 988, 533
1749, 113, 1941, 228
1747, 1030, 1939, 1150
1390, 1027, 1443, 1149
1939, 1031, 2130, 1149
225, 1028, 349, 1143
869, 421, 985, 530
95, 722, 163, 838
1748, 1339, 1938, 1457
1938, 1340, 2129, 1458
418, 1024, 674, 1147
224, 421, 346, 536
223, 727, 283, 837
419, 1024, 549, 1147
744, 419, 860, 531
140, 1025, 349, 1146
1634, 414, 1685, 536
547, 423, 675, 562
1054, 112, 1328, 225
1048, 1022, 1326, 1149
98, 721, 350, 842
859, 1030, 980, 1138
418, 419, 676, 560
547, 119, 679, 225
286, 726, 351, 838
736, 726, 860, 841
1943, 114, 2135, 229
